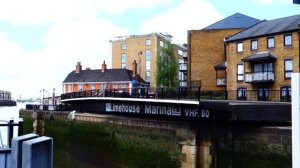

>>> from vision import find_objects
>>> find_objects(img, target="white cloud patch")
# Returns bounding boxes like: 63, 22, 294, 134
252, 0, 290, 5
0, 18, 128, 98
140, 0, 222, 44
0, 0, 172, 26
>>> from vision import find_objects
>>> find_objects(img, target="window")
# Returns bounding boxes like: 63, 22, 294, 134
257, 88, 269, 101
237, 88, 247, 100
78, 84, 83, 91
284, 34, 292, 46
160, 41, 164, 47
237, 42, 243, 52
145, 39, 151, 46
121, 53, 127, 68
251, 40, 258, 51
253, 63, 273, 73
113, 84, 118, 89
178, 50, 183, 55
145, 50, 151, 82
281, 86, 291, 102
237, 64, 244, 81
91, 84, 95, 90
284, 59, 293, 79
267, 37, 275, 48
121, 84, 126, 89
68, 85, 72, 92
121, 43, 127, 50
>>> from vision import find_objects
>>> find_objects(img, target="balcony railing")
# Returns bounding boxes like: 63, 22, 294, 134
217, 78, 226, 86
245, 72, 274, 83
179, 63, 187, 71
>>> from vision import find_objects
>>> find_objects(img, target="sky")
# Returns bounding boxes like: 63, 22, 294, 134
0, 0, 299, 99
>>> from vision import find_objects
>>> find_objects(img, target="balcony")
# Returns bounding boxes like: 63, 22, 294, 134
179, 63, 187, 71
217, 78, 226, 86
245, 72, 274, 83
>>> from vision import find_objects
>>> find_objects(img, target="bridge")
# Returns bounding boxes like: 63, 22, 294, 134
60, 88, 291, 125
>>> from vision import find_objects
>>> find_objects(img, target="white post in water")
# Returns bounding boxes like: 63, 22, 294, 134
292, 73, 300, 168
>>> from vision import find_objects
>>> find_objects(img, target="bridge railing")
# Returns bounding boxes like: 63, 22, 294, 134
0, 119, 23, 167
61, 88, 290, 102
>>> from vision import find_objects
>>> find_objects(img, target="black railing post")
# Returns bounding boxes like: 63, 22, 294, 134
225, 91, 228, 100
162, 88, 164, 99
178, 87, 181, 100
18, 119, 24, 136
113, 89, 116, 97
146, 88, 149, 98
198, 87, 201, 101
210, 91, 213, 99
7, 119, 13, 147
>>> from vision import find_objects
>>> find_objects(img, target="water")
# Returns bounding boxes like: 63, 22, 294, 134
0, 103, 24, 147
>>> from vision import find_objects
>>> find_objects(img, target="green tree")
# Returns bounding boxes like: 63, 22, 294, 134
156, 41, 179, 88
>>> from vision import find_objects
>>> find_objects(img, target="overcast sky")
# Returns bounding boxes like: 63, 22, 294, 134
0, 0, 298, 99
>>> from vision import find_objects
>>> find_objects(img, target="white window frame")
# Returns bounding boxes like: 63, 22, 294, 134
121, 43, 127, 50
267, 37, 275, 48
237, 42, 243, 53
284, 34, 292, 46
237, 64, 244, 81
145, 39, 151, 46
251, 40, 258, 51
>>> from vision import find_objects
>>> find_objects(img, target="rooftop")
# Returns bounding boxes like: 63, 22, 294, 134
203, 13, 260, 30
110, 32, 173, 42
226, 14, 300, 42
63, 69, 145, 84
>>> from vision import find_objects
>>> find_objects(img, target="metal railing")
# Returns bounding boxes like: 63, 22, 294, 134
245, 72, 275, 83
216, 78, 226, 86
61, 88, 291, 102
0, 119, 23, 168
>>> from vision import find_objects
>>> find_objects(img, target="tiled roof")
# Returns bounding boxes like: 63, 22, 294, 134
226, 14, 300, 42
203, 13, 260, 30
63, 69, 145, 83
241, 51, 277, 62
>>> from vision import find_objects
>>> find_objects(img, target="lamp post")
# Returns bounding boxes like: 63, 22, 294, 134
137, 51, 142, 75
42, 89, 45, 106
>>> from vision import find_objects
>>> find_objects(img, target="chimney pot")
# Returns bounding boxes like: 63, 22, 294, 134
75, 61, 82, 73
132, 60, 137, 77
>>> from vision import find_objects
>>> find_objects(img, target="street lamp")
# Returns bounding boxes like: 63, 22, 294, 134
137, 51, 142, 75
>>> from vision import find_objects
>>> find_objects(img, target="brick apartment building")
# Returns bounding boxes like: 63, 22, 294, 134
187, 13, 260, 90
110, 33, 187, 88
225, 14, 300, 101
62, 61, 145, 94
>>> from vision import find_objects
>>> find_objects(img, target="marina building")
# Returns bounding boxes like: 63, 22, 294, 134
187, 13, 260, 90
110, 33, 187, 88
62, 61, 146, 94
225, 14, 300, 101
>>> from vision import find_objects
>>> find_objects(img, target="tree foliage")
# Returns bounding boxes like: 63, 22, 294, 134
156, 41, 179, 88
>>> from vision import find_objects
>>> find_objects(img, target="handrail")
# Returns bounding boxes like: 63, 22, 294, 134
61, 88, 291, 102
